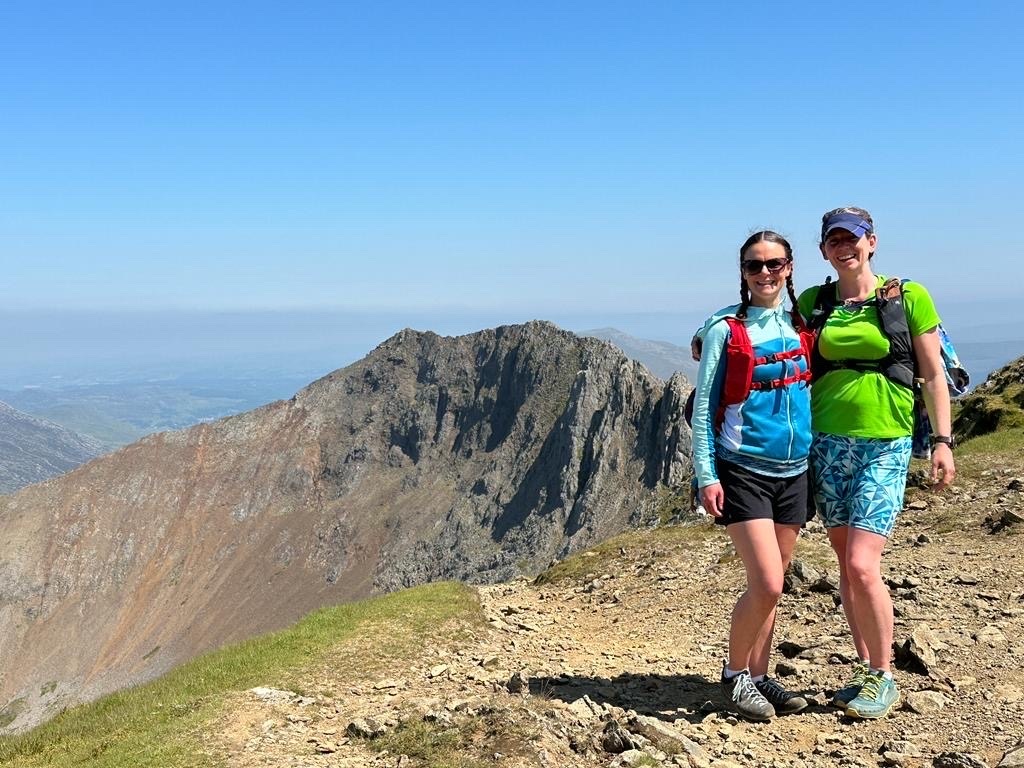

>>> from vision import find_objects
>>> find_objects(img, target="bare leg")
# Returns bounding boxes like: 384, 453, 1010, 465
828, 525, 870, 661
842, 527, 892, 670
726, 520, 792, 674
747, 523, 801, 675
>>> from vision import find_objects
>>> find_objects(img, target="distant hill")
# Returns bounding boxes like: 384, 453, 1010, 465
0, 401, 105, 493
581, 327, 697, 383
0, 321, 691, 734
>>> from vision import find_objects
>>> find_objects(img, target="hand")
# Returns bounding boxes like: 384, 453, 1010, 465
700, 482, 725, 518
690, 335, 703, 362
931, 443, 956, 490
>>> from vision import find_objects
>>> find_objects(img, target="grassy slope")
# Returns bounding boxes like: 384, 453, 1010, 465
0, 583, 482, 768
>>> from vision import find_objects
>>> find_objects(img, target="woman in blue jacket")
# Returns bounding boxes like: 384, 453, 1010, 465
691, 230, 813, 721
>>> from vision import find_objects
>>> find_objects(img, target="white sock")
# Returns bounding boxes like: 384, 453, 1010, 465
723, 666, 746, 678
869, 667, 893, 680
751, 674, 766, 683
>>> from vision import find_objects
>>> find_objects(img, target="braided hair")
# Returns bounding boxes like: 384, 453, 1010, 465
785, 272, 803, 328
737, 275, 751, 320
737, 230, 796, 320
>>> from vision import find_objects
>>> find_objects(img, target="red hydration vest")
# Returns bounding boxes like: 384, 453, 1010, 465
713, 313, 814, 430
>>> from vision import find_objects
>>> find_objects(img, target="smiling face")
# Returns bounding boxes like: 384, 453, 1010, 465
740, 240, 791, 307
820, 227, 877, 273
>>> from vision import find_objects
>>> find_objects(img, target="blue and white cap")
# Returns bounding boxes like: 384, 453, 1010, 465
821, 212, 873, 240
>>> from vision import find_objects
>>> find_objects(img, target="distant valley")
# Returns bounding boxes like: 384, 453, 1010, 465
0, 371, 317, 451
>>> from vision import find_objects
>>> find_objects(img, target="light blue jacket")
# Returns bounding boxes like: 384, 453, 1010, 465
691, 303, 811, 488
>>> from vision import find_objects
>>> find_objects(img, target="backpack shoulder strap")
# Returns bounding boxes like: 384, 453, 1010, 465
874, 275, 915, 389
683, 312, 741, 429
809, 278, 839, 381
808, 277, 839, 331
877, 276, 904, 302
720, 316, 754, 404
716, 316, 755, 428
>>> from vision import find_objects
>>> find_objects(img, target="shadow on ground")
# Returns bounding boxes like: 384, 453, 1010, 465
530, 672, 829, 724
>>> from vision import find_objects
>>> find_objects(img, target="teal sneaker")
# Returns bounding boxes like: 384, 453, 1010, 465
832, 661, 870, 708
845, 672, 900, 719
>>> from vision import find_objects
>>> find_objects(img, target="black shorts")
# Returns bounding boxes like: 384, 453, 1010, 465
714, 458, 813, 527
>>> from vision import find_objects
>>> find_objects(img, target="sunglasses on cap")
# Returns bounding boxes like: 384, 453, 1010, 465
741, 257, 791, 276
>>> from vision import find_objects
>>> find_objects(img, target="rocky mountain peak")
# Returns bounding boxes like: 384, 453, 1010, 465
0, 322, 691, 733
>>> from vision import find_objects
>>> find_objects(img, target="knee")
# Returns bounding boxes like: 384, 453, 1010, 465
748, 578, 784, 606
844, 555, 881, 591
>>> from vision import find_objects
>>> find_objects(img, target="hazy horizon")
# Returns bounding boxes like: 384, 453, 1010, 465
1, 300, 1019, 391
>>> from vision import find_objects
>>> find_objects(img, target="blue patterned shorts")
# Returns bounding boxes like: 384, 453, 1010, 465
810, 432, 912, 537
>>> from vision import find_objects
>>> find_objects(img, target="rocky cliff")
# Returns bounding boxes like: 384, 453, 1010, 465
0, 321, 691, 733
0, 401, 105, 493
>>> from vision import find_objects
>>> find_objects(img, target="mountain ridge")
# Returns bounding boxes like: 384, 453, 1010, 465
581, 327, 698, 384
0, 320, 692, 733
0, 401, 105, 494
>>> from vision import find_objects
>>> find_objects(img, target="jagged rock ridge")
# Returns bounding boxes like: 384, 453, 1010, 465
0, 401, 105, 493
0, 321, 691, 733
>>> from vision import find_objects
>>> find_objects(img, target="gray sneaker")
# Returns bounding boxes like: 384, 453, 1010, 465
755, 676, 809, 714
721, 668, 775, 721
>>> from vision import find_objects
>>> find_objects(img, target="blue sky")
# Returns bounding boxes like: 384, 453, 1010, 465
2, 1, 1022, 315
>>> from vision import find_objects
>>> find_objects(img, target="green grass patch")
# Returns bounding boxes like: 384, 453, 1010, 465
534, 519, 712, 586
371, 711, 538, 768
925, 508, 967, 535
375, 720, 480, 767
366, 699, 548, 768
793, 536, 836, 572
655, 483, 693, 525
0, 582, 482, 768
955, 427, 1024, 459
953, 375, 1024, 443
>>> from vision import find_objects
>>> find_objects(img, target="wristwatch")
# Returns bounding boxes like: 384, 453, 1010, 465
931, 435, 956, 450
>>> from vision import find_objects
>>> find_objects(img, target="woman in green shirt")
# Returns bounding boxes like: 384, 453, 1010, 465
797, 206, 955, 720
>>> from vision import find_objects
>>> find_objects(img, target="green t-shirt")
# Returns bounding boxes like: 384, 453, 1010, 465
797, 276, 941, 438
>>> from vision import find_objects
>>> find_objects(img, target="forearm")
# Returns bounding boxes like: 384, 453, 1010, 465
912, 327, 952, 437
692, 417, 718, 487
691, 327, 727, 488
691, 377, 719, 487
921, 374, 952, 437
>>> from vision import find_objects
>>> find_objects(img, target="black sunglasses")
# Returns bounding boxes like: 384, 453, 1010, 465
741, 257, 791, 276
